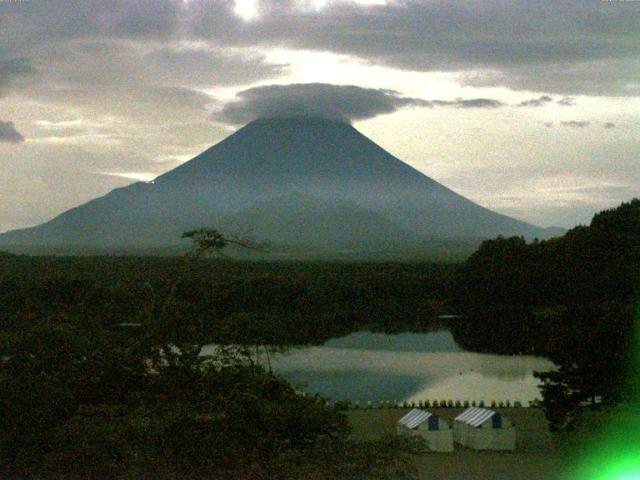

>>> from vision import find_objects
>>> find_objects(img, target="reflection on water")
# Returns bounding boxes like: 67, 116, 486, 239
263, 330, 555, 403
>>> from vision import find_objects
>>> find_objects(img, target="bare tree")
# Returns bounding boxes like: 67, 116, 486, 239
142, 229, 267, 371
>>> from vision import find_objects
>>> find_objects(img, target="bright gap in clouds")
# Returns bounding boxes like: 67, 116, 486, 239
234, 0, 259, 20
308, 0, 388, 8
233, 0, 387, 19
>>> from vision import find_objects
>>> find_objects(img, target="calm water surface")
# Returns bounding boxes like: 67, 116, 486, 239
204, 330, 555, 404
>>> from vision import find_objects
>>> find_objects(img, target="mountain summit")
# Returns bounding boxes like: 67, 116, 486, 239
0, 117, 558, 257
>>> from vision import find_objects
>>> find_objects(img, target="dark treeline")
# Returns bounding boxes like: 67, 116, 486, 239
452, 199, 640, 430
456, 200, 639, 308
0, 257, 454, 347
452, 199, 639, 355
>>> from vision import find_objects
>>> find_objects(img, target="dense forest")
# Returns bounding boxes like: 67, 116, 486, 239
452, 199, 640, 429
0, 256, 453, 346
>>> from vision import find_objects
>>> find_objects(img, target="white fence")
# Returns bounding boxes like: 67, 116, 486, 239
297, 393, 538, 409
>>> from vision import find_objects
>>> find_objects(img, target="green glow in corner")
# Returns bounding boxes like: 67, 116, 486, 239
567, 304, 640, 480
571, 432, 640, 480
617, 474, 640, 480
587, 456, 640, 480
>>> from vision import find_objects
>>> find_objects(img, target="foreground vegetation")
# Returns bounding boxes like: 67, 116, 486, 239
0, 319, 425, 479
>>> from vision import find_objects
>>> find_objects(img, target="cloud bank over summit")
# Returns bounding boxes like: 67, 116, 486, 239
217, 83, 430, 124
217, 83, 515, 124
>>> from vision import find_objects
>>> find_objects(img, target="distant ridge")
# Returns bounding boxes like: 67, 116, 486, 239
0, 117, 561, 258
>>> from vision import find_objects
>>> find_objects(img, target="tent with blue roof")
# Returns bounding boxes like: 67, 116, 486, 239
397, 408, 453, 452
454, 407, 516, 450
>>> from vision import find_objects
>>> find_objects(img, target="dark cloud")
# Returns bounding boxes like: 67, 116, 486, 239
0, 0, 183, 48
463, 59, 640, 97
0, 58, 32, 80
0, 37, 285, 127
217, 83, 431, 124
561, 121, 590, 128
3, 1, 639, 96
453, 98, 504, 109
216, 83, 507, 124
518, 95, 553, 107
0, 40, 230, 125
427, 98, 505, 109
0, 58, 32, 95
0, 121, 25, 143
186, 0, 640, 95
22, 38, 285, 91
187, 1, 639, 66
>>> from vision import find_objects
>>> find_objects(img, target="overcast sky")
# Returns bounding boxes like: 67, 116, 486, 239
1, 0, 639, 232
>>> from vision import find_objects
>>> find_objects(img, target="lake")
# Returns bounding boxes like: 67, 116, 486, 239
224, 330, 555, 405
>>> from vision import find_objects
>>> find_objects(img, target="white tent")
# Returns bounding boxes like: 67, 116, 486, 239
454, 407, 516, 451
397, 409, 454, 452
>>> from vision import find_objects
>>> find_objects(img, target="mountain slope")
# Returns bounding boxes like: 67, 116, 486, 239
219, 193, 423, 250
0, 117, 558, 256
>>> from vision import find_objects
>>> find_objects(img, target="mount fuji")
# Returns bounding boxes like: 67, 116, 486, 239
0, 117, 560, 258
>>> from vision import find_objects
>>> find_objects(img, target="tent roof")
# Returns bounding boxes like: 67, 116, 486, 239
398, 409, 439, 429
454, 407, 496, 427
